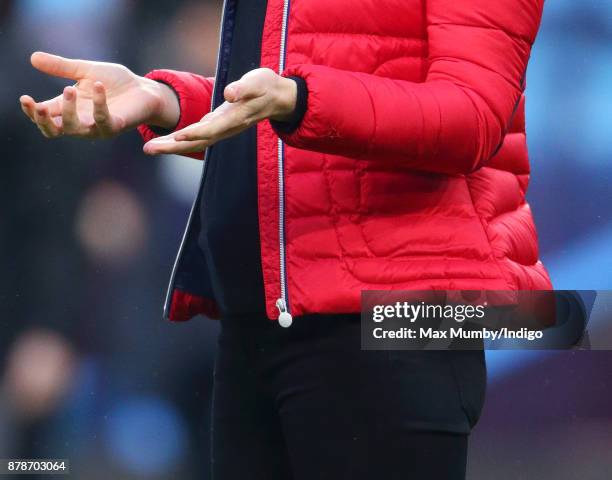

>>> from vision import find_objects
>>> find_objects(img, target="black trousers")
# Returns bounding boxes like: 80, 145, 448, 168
212, 313, 486, 479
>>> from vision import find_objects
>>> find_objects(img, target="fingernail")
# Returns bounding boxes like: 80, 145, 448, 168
64, 88, 73, 99
175, 135, 186, 141
226, 86, 238, 99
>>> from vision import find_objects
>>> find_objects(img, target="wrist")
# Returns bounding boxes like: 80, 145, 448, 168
141, 77, 180, 130
270, 76, 298, 122
269, 76, 308, 135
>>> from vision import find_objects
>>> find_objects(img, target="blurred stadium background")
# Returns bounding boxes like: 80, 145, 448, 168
0, 0, 610, 478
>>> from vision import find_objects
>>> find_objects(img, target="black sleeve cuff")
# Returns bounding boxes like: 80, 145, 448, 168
147, 80, 181, 136
270, 76, 308, 135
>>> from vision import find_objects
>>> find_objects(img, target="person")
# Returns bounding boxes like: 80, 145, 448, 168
19, 0, 551, 478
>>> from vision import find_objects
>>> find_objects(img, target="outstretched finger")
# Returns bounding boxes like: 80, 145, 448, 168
61, 86, 81, 134
20, 95, 37, 123
30, 51, 89, 81
143, 136, 207, 156
172, 119, 214, 142
22, 95, 63, 123
174, 106, 247, 143
34, 104, 62, 138
92, 82, 119, 137
39, 97, 63, 117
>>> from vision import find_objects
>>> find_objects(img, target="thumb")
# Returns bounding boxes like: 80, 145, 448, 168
30, 51, 89, 81
224, 78, 263, 103
223, 81, 244, 103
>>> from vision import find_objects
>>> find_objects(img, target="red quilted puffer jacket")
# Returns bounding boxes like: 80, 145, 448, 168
139, 0, 552, 324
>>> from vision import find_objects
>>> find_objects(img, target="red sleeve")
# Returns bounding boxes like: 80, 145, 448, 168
275, 0, 544, 175
137, 69, 215, 160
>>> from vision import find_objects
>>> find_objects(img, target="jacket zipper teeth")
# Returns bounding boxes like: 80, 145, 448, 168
276, 0, 293, 327
163, 0, 230, 318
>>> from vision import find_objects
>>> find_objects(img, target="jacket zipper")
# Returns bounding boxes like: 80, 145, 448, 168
275, 0, 293, 328
162, 0, 230, 319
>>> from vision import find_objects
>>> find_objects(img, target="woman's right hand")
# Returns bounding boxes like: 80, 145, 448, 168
19, 51, 180, 139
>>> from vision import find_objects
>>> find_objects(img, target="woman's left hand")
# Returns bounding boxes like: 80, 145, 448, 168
143, 68, 297, 155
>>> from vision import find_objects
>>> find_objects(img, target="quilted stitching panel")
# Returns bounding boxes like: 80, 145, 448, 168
266, 0, 549, 316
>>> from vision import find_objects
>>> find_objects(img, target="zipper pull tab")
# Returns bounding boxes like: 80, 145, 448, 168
276, 298, 293, 328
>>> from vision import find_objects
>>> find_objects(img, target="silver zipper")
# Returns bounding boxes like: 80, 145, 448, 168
163, 0, 229, 319
276, 0, 293, 328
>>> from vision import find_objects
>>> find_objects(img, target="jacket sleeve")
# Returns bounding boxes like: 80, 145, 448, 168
137, 70, 215, 160
274, 0, 544, 175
